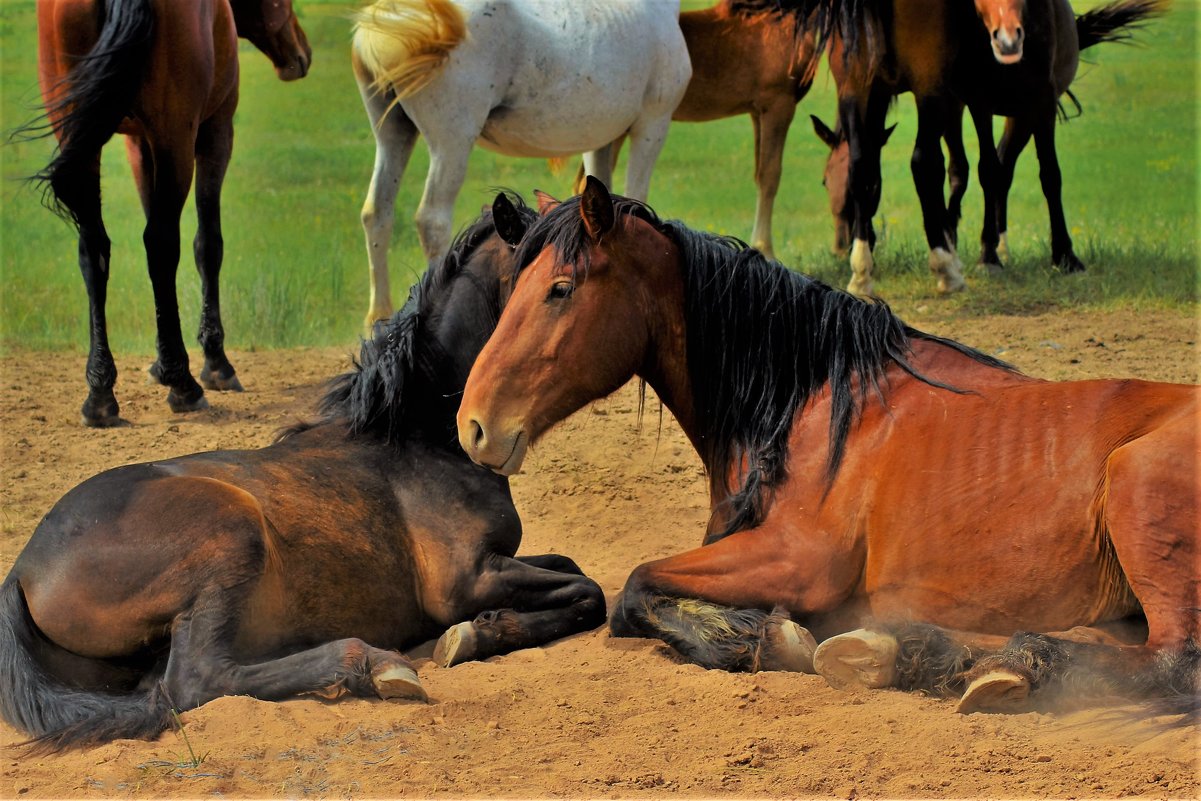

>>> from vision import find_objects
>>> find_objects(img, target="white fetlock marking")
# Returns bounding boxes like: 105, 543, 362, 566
929, 247, 966, 294
847, 238, 875, 298
996, 231, 1010, 263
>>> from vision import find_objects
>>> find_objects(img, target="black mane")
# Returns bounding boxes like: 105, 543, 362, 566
279, 194, 534, 445
514, 195, 1012, 540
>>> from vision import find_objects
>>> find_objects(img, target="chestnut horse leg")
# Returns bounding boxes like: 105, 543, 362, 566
994, 115, 1032, 264
969, 104, 1005, 274
193, 96, 242, 392
70, 153, 121, 427
910, 95, 965, 294
356, 77, 419, 329
748, 99, 796, 260
125, 134, 207, 413
1032, 110, 1085, 272
608, 525, 859, 673
162, 585, 426, 711
432, 554, 606, 667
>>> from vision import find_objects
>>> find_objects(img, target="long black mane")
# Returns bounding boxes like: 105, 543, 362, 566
279, 194, 534, 446
513, 195, 1011, 540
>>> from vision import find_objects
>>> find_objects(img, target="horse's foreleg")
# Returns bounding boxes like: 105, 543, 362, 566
430, 554, 606, 667
944, 104, 970, 250
193, 100, 241, 392
840, 87, 890, 298
623, 114, 674, 202
610, 526, 859, 673
1032, 112, 1084, 272
357, 76, 419, 331
582, 139, 620, 194
995, 115, 1032, 264
910, 95, 965, 295
968, 104, 1004, 274
70, 153, 121, 427
125, 134, 205, 414
749, 101, 796, 259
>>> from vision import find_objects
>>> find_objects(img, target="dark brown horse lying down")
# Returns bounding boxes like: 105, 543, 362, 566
458, 178, 1199, 716
0, 196, 604, 751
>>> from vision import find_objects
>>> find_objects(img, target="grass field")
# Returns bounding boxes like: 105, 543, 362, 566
0, 0, 1196, 355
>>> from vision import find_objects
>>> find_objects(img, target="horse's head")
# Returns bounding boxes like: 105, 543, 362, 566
975, 0, 1026, 64
230, 0, 312, 81
458, 178, 669, 475
811, 115, 893, 256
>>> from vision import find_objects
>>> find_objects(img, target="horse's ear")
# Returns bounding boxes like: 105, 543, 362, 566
492, 193, 526, 247
811, 115, 840, 149
533, 189, 560, 215
882, 123, 897, 145
580, 175, 614, 240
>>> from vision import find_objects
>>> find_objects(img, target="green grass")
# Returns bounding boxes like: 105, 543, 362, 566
0, 0, 1196, 355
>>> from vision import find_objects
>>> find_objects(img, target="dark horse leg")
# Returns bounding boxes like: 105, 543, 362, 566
193, 95, 242, 392
66, 154, 121, 427
994, 115, 1033, 267
1032, 110, 1085, 273
839, 83, 892, 298
910, 94, 966, 294
969, 104, 1005, 274
432, 554, 606, 667
124, 134, 207, 413
944, 103, 970, 250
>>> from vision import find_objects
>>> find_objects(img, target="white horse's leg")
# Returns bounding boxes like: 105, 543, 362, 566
415, 133, 477, 267
357, 85, 419, 331
623, 115, 674, 202
582, 141, 618, 193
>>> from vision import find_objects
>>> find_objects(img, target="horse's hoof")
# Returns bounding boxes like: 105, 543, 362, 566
167, 391, 209, 414
200, 367, 244, 392
1055, 253, 1086, 274
433, 621, 478, 668
147, 361, 166, 386
761, 619, 818, 673
372, 664, 427, 702
978, 258, 1004, 278
957, 670, 1030, 714
80, 398, 124, 428
929, 248, 967, 295
813, 629, 898, 691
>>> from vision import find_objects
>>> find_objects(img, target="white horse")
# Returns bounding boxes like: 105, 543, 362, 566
353, 0, 692, 327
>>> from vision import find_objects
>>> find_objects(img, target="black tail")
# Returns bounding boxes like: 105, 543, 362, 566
1076, 0, 1167, 50
27, 0, 154, 227
0, 578, 173, 753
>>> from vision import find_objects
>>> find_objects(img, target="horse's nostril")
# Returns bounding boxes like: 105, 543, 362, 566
470, 419, 485, 449
1014, 26, 1024, 41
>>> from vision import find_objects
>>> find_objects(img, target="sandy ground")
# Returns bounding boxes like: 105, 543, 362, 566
0, 307, 1197, 799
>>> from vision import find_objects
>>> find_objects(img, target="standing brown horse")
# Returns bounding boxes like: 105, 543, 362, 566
809, 0, 1161, 268
0, 196, 605, 752
30, 0, 311, 426
572, 0, 821, 259
458, 179, 1199, 715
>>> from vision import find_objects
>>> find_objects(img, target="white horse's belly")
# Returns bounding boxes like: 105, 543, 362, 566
476, 108, 637, 157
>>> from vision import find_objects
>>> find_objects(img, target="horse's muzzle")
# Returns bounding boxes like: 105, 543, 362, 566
459, 416, 528, 476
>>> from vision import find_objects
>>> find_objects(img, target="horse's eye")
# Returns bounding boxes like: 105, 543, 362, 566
546, 281, 574, 301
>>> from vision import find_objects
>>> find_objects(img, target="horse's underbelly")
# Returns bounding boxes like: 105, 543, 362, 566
476, 107, 640, 158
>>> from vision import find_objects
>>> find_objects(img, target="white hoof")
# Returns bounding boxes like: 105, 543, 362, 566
372, 664, 427, 702
957, 670, 1030, 714
813, 629, 898, 691
433, 621, 478, 668
929, 247, 966, 294
761, 619, 818, 673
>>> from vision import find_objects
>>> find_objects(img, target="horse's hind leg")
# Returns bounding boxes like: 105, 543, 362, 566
162, 586, 426, 712
749, 99, 796, 259
969, 104, 1004, 274
910, 95, 965, 294
944, 104, 969, 250
1032, 111, 1084, 272
68, 153, 122, 427
193, 97, 242, 392
623, 113, 674, 202
994, 116, 1031, 265
355, 68, 419, 330
582, 141, 619, 193
430, 554, 606, 667
125, 134, 206, 413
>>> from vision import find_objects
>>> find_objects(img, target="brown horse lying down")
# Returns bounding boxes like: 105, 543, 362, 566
458, 178, 1199, 716
0, 196, 604, 752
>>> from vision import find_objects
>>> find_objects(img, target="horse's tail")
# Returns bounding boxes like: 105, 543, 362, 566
352, 0, 467, 102
1076, 0, 1167, 50
0, 578, 173, 753
28, 0, 154, 227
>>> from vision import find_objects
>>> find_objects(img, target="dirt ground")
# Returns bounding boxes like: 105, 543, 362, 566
0, 307, 1197, 799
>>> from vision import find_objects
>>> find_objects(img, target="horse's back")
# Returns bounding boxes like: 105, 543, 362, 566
405, 0, 690, 157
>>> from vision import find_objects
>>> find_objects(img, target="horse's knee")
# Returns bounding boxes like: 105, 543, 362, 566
414, 207, 450, 261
